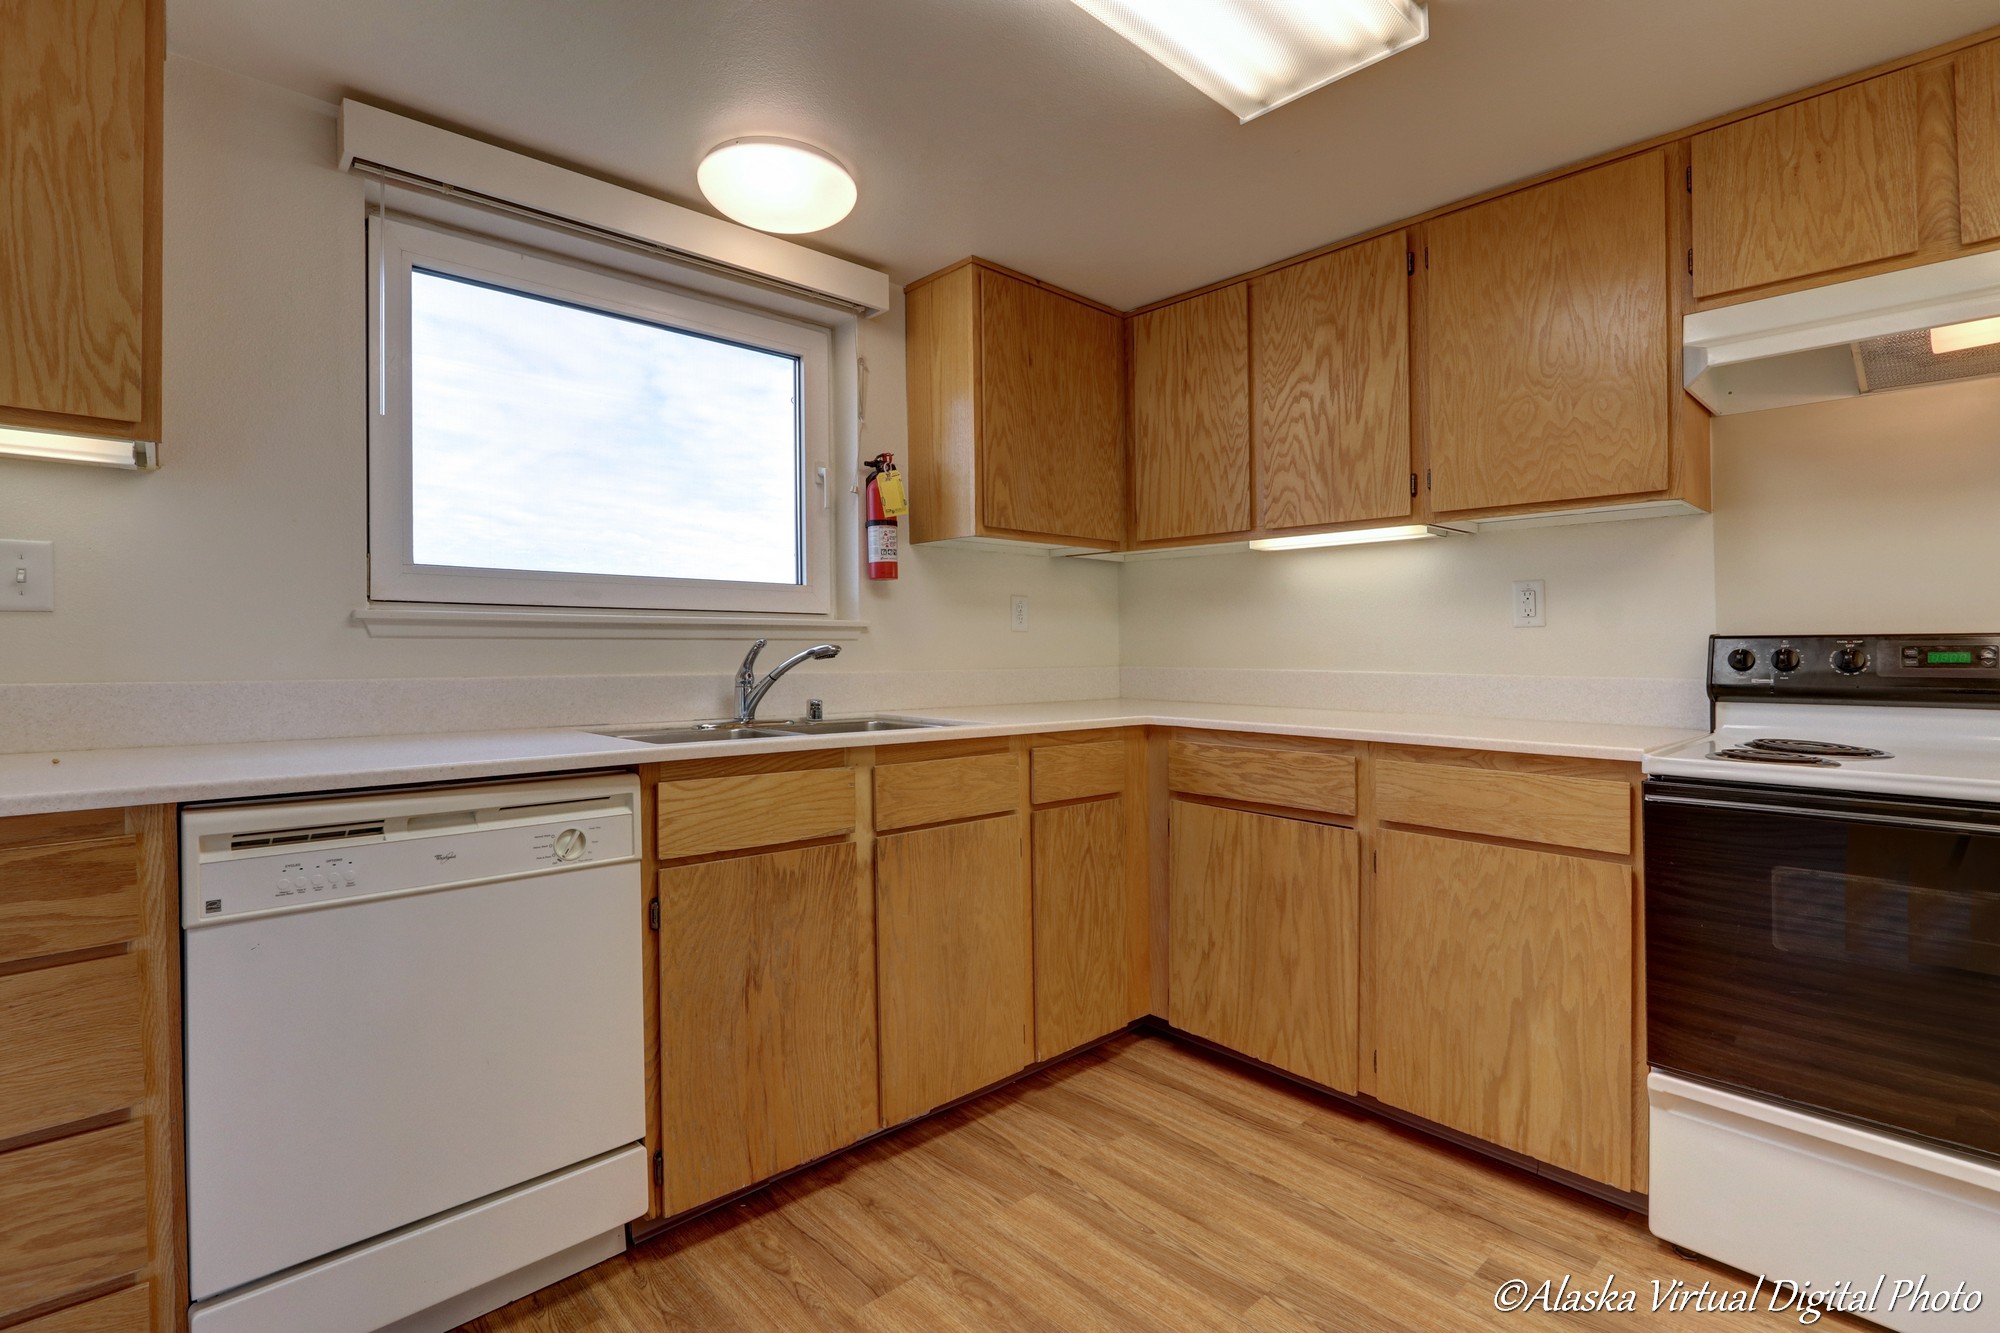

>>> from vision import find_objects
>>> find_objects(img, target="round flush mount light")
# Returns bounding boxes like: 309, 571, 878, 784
696, 138, 857, 234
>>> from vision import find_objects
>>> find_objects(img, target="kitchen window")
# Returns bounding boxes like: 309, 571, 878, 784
367, 219, 834, 616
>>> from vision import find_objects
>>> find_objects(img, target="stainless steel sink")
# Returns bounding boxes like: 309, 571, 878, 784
756, 718, 944, 735
594, 716, 951, 745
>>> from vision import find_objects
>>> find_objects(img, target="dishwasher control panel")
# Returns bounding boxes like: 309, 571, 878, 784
181, 776, 640, 927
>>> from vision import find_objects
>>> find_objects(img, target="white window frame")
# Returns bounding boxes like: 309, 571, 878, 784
368, 218, 835, 616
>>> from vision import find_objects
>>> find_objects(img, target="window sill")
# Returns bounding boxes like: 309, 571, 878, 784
352, 604, 868, 640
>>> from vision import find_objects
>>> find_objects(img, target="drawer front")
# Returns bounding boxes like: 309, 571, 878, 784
13, 1283, 150, 1333
0, 956, 144, 1143
1167, 739, 1356, 816
1030, 741, 1125, 805
0, 839, 141, 967
658, 769, 857, 859
875, 753, 1020, 831
0, 1122, 148, 1318
1373, 758, 1632, 855
0, 812, 128, 854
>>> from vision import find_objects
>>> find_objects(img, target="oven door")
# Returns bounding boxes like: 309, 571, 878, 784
1645, 777, 2000, 1160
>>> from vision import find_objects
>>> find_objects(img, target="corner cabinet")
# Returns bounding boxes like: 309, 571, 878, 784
904, 260, 1126, 550
0, 0, 163, 444
1419, 150, 1708, 520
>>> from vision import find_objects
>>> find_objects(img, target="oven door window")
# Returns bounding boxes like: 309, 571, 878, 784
1646, 784, 2000, 1160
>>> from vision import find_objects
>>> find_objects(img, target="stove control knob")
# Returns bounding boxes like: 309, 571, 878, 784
553, 828, 588, 863
1726, 647, 1758, 673
1832, 646, 1870, 675
1771, 647, 1803, 673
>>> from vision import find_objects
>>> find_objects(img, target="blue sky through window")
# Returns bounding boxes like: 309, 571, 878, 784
409, 269, 803, 586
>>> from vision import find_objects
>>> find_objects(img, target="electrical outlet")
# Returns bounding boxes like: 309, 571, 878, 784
1, 540, 53, 612
1010, 595, 1029, 632
1512, 579, 1545, 628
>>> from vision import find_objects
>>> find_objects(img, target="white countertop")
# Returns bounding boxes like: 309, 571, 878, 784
0, 698, 1705, 818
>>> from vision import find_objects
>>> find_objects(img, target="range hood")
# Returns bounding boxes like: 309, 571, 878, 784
1684, 250, 2000, 415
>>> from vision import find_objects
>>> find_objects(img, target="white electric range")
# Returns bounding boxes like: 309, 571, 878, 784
1642, 634, 2000, 1331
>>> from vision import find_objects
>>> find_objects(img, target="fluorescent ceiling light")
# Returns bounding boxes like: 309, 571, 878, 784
1070, 0, 1428, 122
1929, 315, 2000, 355
0, 426, 155, 470
696, 138, 857, 234
1249, 523, 1468, 551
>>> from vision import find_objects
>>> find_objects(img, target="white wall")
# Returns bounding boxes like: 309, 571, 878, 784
0, 58, 1118, 685
1711, 375, 2000, 634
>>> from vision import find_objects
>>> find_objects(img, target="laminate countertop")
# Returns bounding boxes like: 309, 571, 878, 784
0, 698, 1706, 818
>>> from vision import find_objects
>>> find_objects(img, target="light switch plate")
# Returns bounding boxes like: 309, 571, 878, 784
1512, 578, 1545, 628
2, 540, 54, 612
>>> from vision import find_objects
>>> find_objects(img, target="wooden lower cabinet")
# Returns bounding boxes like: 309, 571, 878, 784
876, 814, 1033, 1123
1032, 797, 1130, 1060
657, 842, 877, 1214
1167, 801, 1360, 1092
14, 1285, 151, 1333
0, 1121, 149, 1318
1370, 829, 1634, 1189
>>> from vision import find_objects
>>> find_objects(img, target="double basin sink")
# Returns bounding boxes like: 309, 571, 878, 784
596, 716, 952, 746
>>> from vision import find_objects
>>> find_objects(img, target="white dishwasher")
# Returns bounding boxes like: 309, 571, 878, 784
181, 774, 648, 1333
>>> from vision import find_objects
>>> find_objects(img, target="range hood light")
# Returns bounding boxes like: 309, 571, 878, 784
0, 426, 156, 470
1249, 524, 1469, 551
1069, 0, 1429, 123
1929, 315, 2000, 355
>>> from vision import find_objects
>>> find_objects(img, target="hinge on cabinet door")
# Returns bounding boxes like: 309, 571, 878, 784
1687, 248, 1694, 277
1410, 473, 1418, 498
1373, 1050, 1379, 1072
1406, 251, 1415, 276
1423, 246, 1430, 269
1685, 164, 1693, 192
648, 897, 660, 931
653, 1151, 664, 1185
1425, 468, 1432, 490
1372, 849, 1379, 873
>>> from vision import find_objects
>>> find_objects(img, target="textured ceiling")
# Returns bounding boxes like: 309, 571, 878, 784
168, 0, 2000, 309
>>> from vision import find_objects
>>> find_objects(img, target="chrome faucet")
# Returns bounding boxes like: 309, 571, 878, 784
734, 639, 840, 724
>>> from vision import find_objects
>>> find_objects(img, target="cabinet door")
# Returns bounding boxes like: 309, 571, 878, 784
658, 842, 877, 1214
877, 815, 1031, 1123
1692, 70, 1920, 298
980, 270, 1126, 544
1252, 232, 1411, 530
1958, 44, 2000, 245
1032, 797, 1131, 1060
1167, 801, 1358, 1091
1, 0, 153, 427
1371, 830, 1632, 1188
1131, 285, 1251, 542
1423, 152, 1671, 514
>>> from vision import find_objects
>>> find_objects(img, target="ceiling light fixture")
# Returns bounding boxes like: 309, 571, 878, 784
0, 426, 155, 470
1069, 0, 1428, 123
696, 138, 857, 234
1249, 523, 1468, 552
1929, 315, 2000, 355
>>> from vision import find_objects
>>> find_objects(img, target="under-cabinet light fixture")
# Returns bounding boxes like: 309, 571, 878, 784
696, 138, 857, 234
1069, 0, 1428, 123
0, 426, 156, 470
1929, 315, 2000, 355
1249, 523, 1469, 552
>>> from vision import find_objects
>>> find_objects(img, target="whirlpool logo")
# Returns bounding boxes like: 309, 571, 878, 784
433, 851, 458, 863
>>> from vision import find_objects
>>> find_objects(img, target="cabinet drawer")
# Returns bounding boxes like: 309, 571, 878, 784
1030, 741, 1125, 805
875, 753, 1020, 831
1373, 758, 1631, 855
0, 1121, 148, 1318
0, 955, 144, 1143
14, 1283, 150, 1333
1166, 739, 1355, 816
657, 769, 857, 859
0, 839, 141, 967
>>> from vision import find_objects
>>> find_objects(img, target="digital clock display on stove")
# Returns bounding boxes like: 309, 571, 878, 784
1898, 643, 2000, 669
1927, 651, 1974, 665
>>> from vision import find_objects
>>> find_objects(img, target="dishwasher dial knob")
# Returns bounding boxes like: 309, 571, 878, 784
1771, 646, 1803, 673
553, 828, 588, 863
1832, 646, 1871, 675
1726, 647, 1757, 673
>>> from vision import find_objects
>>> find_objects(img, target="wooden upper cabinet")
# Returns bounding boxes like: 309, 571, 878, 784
1958, 43, 2000, 245
1252, 232, 1412, 530
0, 0, 161, 439
904, 260, 1125, 549
1422, 151, 1673, 515
1130, 284, 1252, 543
1692, 70, 1921, 299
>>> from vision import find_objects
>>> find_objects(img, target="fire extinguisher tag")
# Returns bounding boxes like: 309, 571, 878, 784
876, 469, 909, 517
868, 523, 900, 563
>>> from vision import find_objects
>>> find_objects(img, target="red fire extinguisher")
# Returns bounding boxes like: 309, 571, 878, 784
864, 453, 903, 580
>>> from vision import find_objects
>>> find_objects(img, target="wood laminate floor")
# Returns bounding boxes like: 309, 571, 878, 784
460, 1035, 1858, 1331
